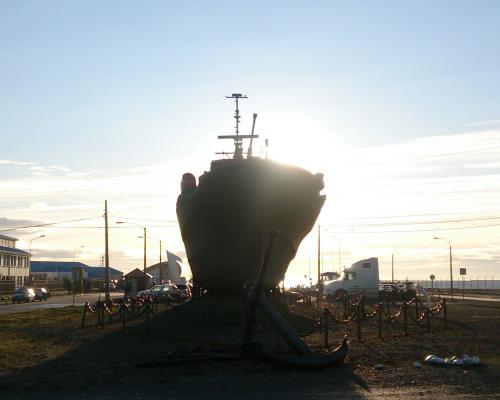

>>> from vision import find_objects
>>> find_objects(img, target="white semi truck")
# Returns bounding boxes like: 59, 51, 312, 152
323, 257, 380, 299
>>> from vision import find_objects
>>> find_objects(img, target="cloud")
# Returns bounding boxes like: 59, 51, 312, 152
29, 164, 71, 176
466, 120, 500, 127
0, 217, 45, 238
3, 130, 500, 279
0, 159, 35, 166
0, 217, 42, 229
29, 202, 49, 210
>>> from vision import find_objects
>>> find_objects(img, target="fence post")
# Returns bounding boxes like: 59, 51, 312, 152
121, 304, 126, 331
403, 303, 408, 335
99, 302, 105, 329
343, 297, 348, 320
415, 299, 419, 326
356, 304, 362, 342
378, 305, 383, 340
108, 301, 113, 324
81, 302, 88, 329
145, 303, 150, 334
323, 309, 330, 350
443, 298, 448, 329
426, 309, 431, 333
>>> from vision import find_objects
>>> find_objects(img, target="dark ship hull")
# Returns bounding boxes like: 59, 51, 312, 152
177, 157, 325, 295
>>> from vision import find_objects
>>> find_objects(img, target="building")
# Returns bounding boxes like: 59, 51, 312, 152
145, 251, 186, 285
30, 261, 123, 291
30, 261, 89, 282
0, 235, 31, 287
124, 268, 152, 296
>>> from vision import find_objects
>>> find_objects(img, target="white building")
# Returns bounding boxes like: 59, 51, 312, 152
0, 235, 31, 287
146, 251, 187, 285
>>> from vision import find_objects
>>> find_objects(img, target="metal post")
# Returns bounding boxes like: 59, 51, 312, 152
378, 305, 383, 339
403, 303, 408, 335
323, 309, 329, 350
145, 303, 150, 334
81, 303, 88, 328
415, 298, 419, 324
426, 309, 431, 333
357, 304, 362, 342
143, 227, 147, 274
391, 254, 394, 282
443, 298, 448, 329
121, 305, 126, 330
104, 200, 110, 303
449, 244, 453, 298
434, 237, 453, 299
317, 224, 321, 307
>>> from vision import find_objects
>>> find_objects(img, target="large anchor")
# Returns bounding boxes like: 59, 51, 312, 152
241, 228, 348, 367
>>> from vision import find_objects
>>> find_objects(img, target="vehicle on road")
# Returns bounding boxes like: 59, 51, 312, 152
175, 283, 191, 299
323, 258, 417, 301
11, 287, 36, 303
34, 288, 50, 301
324, 258, 380, 299
138, 284, 178, 301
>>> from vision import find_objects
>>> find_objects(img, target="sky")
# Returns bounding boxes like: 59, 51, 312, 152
1, 1, 500, 285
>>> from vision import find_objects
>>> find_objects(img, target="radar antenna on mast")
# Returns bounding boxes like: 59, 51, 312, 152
217, 93, 259, 159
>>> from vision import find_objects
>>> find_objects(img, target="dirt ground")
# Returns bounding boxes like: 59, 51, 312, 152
0, 297, 499, 399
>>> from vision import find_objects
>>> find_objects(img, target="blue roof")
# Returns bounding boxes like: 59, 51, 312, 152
0, 246, 30, 255
30, 261, 123, 277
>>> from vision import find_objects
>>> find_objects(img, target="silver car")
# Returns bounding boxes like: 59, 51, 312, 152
11, 287, 36, 303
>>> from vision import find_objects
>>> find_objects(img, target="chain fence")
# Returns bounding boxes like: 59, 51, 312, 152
288, 291, 448, 347
81, 289, 448, 352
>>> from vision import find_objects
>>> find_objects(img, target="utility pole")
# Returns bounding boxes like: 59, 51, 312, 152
338, 235, 342, 275
317, 224, 321, 306
104, 200, 110, 303
143, 227, 147, 274
391, 254, 394, 282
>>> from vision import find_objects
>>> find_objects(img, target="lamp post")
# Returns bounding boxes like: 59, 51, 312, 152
28, 235, 45, 286
29, 235, 46, 254
117, 221, 147, 274
73, 245, 85, 262
139, 235, 162, 265
434, 237, 453, 299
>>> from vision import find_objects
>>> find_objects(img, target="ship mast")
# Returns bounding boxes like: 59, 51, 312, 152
217, 93, 259, 159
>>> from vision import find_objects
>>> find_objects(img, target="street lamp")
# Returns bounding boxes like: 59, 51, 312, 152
434, 237, 453, 299
117, 221, 147, 274
73, 245, 85, 262
138, 235, 162, 265
29, 235, 46, 254
26, 235, 45, 285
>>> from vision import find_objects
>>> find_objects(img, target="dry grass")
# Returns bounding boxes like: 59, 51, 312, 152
0, 299, 499, 399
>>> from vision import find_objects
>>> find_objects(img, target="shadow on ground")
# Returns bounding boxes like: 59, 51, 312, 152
0, 298, 370, 400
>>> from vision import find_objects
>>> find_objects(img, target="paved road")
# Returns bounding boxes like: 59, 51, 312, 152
439, 294, 500, 302
0, 292, 125, 315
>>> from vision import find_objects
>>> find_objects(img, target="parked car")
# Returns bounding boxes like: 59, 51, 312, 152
11, 287, 36, 303
175, 284, 191, 299
138, 284, 177, 301
34, 287, 50, 301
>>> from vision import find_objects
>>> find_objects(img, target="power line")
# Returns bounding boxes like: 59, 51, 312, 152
23, 224, 179, 229
336, 209, 500, 221
0, 217, 101, 233
340, 215, 500, 228
333, 222, 500, 234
